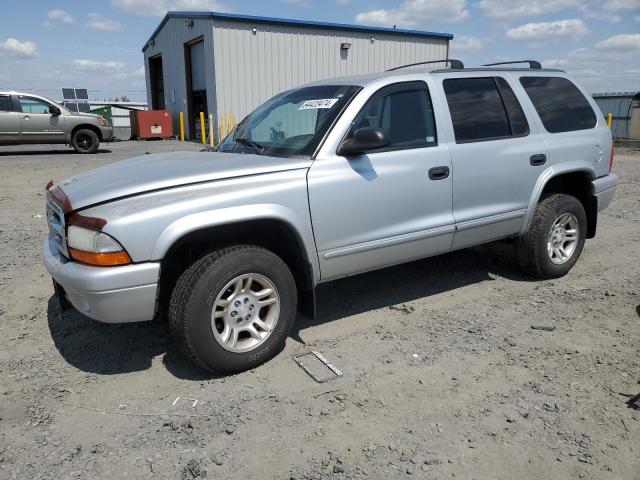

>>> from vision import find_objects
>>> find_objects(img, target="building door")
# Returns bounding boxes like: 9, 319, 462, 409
149, 55, 165, 110
185, 38, 207, 140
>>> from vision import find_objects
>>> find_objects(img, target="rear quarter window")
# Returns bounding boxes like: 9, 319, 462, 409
519, 77, 596, 133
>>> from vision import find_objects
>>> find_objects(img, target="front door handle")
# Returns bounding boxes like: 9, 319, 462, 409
23, 115, 31, 120
428, 166, 450, 180
530, 154, 547, 166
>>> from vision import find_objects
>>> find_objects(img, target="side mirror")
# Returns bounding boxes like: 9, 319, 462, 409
49, 105, 61, 116
337, 127, 390, 156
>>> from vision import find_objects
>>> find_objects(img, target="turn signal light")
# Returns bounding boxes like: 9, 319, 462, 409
68, 248, 132, 266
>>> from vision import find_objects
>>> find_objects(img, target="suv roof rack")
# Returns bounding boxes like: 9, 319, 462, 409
482, 60, 542, 69
386, 58, 464, 72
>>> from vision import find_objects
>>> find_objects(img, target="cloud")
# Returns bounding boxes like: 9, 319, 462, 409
355, 0, 468, 28
281, 0, 310, 5
111, 0, 231, 17
506, 19, 588, 40
595, 33, 640, 52
478, 0, 579, 20
112, 66, 146, 81
85, 13, 123, 32
635, 15, 640, 22
452, 36, 488, 51
602, 0, 640, 11
72, 59, 126, 72
0, 38, 38, 59
44, 9, 74, 27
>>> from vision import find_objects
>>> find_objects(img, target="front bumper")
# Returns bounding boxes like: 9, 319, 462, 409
100, 125, 114, 142
42, 235, 160, 323
591, 173, 618, 211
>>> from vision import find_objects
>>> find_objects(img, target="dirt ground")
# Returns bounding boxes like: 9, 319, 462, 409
0, 141, 638, 480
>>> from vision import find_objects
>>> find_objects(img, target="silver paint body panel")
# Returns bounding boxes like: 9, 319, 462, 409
42, 68, 617, 323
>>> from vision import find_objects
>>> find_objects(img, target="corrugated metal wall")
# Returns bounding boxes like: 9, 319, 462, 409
144, 16, 449, 139
211, 20, 449, 122
592, 92, 640, 140
144, 18, 216, 138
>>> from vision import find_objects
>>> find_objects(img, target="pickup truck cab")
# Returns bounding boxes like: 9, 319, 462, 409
0, 91, 112, 153
42, 61, 618, 373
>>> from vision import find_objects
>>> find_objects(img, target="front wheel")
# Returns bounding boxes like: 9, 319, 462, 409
71, 129, 99, 154
169, 245, 297, 374
516, 194, 587, 279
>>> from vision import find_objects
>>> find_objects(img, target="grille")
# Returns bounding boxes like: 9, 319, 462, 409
46, 198, 68, 256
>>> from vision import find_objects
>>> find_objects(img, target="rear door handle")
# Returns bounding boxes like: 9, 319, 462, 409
428, 166, 450, 180
530, 154, 547, 166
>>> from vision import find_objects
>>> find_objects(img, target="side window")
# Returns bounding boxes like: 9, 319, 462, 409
19, 97, 51, 114
0, 95, 13, 112
520, 77, 596, 133
350, 81, 437, 150
444, 77, 529, 143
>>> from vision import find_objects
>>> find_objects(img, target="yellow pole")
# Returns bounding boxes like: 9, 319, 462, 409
179, 112, 185, 141
199, 111, 206, 144
208, 113, 214, 147
606, 112, 612, 129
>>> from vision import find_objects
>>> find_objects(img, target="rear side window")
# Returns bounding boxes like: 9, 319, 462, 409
443, 77, 529, 143
0, 95, 12, 112
350, 81, 437, 150
520, 77, 596, 133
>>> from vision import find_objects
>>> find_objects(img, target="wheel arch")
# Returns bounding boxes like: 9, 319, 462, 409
71, 124, 103, 141
154, 210, 319, 321
523, 164, 597, 238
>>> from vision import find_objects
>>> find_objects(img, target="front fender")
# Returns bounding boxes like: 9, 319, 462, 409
520, 161, 596, 235
151, 203, 321, 283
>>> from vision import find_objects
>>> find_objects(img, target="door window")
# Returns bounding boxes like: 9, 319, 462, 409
19, 97, 52, 114
443, 77, 529, 143
0, 95, 12, 112
348, 81, 437, 150
520, 76, 596, 133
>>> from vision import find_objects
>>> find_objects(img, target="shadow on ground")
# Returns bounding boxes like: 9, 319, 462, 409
48, 241, 533, 380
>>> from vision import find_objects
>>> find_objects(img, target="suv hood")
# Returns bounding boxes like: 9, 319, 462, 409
55, 151, 312, 210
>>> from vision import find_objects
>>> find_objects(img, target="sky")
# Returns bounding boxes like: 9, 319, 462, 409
0, 0, 638, 102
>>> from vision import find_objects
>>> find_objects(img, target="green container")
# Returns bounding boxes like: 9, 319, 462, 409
89, 106, 113, 126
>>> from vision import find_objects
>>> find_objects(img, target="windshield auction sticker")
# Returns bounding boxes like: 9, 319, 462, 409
299, 99, 339, 110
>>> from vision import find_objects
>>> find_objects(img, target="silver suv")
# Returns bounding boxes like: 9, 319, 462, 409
0, 91, 112, 153
42, 61, 618, 373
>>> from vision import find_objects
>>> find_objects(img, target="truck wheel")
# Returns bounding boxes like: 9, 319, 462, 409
71, 129, 99, 154
169, 245, 297, 374
516, 194, 587, 279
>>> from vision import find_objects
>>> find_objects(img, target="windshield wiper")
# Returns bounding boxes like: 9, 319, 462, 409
235, 136, 264, 154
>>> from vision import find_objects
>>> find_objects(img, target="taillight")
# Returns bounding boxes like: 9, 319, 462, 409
609, 144, 615, 172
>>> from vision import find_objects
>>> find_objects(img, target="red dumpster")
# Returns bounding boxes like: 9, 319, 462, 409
130, 110, 173, 140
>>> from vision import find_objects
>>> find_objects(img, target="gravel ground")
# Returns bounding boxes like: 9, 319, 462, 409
0, 141, 638, 480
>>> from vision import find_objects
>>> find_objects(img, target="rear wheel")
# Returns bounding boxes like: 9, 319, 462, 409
71, 129, 99, 154
169, 245, 297, 374
516, 194, 587, 279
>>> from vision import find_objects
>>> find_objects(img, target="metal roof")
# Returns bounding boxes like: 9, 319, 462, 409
142, 11, 454, 52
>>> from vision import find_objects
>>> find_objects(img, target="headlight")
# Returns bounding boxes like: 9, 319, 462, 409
67, 225, 131, 266
97, 117, 107, 127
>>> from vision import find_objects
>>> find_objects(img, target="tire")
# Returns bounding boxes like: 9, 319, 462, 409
169, 245, 297, 374
516, 194, 587, 279
71, 129, 99, 154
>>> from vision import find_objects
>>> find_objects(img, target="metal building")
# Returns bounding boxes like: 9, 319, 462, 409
142, 11, 453, 141
592, 91, 640, 140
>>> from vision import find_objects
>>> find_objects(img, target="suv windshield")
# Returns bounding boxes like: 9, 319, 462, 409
218, 84, 361, 158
